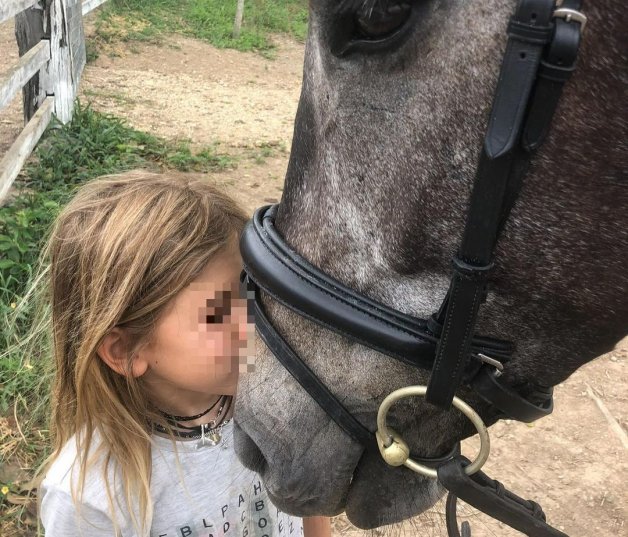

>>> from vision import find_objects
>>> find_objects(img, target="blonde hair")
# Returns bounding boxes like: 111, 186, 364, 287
41, 170, 248, 534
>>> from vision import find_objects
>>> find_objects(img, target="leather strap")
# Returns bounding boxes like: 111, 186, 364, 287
471, 366, 553, 422
523, 0, 583, 150
241, 206, 554, 422
252, 282, 376, 448
251, 275, 463, 467
240, 205, 515, 372
427, 0, 583, 409
440, 457, 569, 537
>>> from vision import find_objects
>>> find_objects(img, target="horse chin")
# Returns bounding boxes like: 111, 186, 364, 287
233, 419, 354, 517
235, 419, 443, 528
345, 448, 444, 529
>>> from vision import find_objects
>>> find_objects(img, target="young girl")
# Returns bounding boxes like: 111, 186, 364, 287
38, 171, 330, 537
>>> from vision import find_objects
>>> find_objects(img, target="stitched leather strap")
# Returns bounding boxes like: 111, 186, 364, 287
523, 0, 583, 150
241, 206, 556, 422
252, 283, 375, 448
251, 275, 464, 467
440, 457, 569, 537
427, 0, 583, 409
240, 205, 515, 372
471, 366, 554, 422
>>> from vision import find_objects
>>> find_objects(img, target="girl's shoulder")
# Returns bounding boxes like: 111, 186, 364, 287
42, 434, 81, 490
41, 433, 119, 505
40, 434, 136, 536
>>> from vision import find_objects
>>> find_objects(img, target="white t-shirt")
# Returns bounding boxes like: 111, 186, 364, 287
40, 422, 303, 537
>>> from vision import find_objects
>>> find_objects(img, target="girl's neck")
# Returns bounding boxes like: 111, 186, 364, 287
153, 392, 236, 427
142, 370, 238, 426
161, 395, 233, 427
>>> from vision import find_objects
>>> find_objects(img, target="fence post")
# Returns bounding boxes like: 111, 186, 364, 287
233, 0, 245, 39
14, 0, 48, 123
44, 0, 86, 123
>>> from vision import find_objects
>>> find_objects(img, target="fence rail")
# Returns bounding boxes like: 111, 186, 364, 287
0, 97, 54, 198
82, 0, 107, 16
0, 40, 50, 110
0, 0, 40, 25
0, 0, 109, 203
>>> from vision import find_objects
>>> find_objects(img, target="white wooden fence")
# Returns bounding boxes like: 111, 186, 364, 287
0, 0, 109, 202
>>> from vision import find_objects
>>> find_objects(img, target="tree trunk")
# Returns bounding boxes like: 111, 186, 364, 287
233, 0, 245, 39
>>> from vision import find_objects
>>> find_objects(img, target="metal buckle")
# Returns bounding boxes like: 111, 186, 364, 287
474, 353, 504, 374
553, 8, 587, 32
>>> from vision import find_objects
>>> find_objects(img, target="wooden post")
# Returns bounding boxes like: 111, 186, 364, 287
233, 0, 245, 39
43, 0, 86, 123
14, 0, 48, 123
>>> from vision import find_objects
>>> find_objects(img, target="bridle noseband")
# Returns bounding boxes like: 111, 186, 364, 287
240, 1, 585, 535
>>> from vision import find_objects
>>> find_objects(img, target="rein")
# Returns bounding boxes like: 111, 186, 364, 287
240, 0, 585, 535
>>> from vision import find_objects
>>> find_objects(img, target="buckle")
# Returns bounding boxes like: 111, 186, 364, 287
553, 8, 587, 32
473, 353, 504, 374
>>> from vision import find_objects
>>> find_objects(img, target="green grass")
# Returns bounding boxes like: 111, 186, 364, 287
94, 0, 308, 55
2, 101, 236, 371
0, 103, 236, 534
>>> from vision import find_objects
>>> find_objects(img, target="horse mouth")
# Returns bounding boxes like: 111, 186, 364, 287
234, 419, 444, 528
233, 419, 351, 516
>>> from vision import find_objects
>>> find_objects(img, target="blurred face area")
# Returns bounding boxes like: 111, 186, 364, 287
139, 237, 254, 414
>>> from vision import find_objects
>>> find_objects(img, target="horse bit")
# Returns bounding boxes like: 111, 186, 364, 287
240, 1, 586, 535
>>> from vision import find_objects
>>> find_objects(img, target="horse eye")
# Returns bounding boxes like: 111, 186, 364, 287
355, 2, 412, 40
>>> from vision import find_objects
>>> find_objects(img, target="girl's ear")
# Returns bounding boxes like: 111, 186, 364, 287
97, 328, 148, 378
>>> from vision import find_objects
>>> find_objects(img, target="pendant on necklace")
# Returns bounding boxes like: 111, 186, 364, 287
197, 424, 221, 449
207, 429, 222, 445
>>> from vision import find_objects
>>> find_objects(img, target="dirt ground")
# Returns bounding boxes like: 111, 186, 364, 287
1, 16, 626, 537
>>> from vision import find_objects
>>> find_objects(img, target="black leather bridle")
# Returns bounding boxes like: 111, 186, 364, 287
240, 1, 585, 535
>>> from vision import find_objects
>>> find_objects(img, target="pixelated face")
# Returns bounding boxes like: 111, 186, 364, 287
139, 237, 255, 400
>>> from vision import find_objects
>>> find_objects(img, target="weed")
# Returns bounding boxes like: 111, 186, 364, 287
244, 140, 287, 164
96, 0, 308, 55
85, 40, 99, 63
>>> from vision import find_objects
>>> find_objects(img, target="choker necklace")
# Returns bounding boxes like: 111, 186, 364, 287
153, 395, 233, 449
160, 396, 222, 422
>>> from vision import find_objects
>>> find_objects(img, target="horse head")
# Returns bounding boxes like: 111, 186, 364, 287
235, 0, 627, 529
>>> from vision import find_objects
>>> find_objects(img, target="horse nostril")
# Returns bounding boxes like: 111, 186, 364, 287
355, 2, 412, 40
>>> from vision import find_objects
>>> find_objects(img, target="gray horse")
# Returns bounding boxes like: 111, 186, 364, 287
235, 0, 627, 529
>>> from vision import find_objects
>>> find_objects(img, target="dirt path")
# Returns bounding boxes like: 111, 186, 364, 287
79, 31, 304, 214
1, 18, 626, 537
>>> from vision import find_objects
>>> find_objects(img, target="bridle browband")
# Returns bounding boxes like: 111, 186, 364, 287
240, 1, 585, 535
